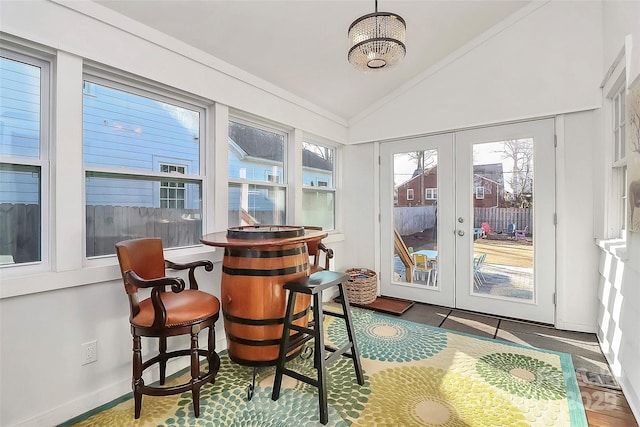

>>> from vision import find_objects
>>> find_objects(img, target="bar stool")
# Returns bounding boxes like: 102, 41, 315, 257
271, 270, 365, 425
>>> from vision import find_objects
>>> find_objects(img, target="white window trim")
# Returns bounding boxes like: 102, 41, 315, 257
601, 50, 627, 240
301, 138, 337, 231
0, 48, 51, 275
475, 187, 485, 199
425, 187, 437, 200
407, 188, 414, 200
82, 72, 208, 261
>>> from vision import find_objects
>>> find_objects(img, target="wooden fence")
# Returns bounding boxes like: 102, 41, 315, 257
0, 203, 41, 263
473, 207, 533, 234
394, 206, 436, 235
86, 205, 202, 257
394, 206, 533, 236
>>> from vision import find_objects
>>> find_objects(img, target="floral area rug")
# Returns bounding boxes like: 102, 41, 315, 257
62, 307, 587, 426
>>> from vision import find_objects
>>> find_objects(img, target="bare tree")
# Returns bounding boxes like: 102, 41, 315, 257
630, 84, 640, 154
407, 151, 437, 206
502, 139, 534, 208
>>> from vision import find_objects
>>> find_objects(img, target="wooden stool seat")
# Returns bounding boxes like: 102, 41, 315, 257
271, 270, 364, 425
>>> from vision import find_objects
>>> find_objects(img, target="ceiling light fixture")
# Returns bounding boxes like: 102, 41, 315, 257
348, 0, 406, 71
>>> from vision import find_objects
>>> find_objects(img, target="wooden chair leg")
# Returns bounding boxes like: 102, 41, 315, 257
208, 326, 216, 384
159, 336, 167, 385
190, 331, 201, 417
132, 335, 143, 419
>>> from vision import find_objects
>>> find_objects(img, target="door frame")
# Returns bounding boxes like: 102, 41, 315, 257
378, 119, 556, 324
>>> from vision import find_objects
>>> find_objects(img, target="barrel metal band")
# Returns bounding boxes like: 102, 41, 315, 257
222, 264, 308, 276
223, 309, 308, 325
225, 246, 306, 258
227, 334, 282, 346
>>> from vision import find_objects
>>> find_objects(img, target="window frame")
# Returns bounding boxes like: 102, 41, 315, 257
602, 56, 627, 240
301, 139, 337, 231
0, 48, 51, 272
406, 188, 414, 200
82, 72, 208, 259
227, 115, 289, 226
475, 186, 485, 199
425, 187, 437, 200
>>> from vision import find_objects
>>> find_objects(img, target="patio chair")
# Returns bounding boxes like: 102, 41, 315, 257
480, 222, 492, 237
515, 225, 528, 240
412, 253, 433, 284
473, 253, 487, 289
503, 223, 516, 236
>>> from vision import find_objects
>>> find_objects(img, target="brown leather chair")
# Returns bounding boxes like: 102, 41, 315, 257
304, 226, 333, 273
115, 238, 221, 419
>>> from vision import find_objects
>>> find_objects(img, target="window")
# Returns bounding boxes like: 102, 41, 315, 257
407, 188, 414, 200
83, 76, 205, 257
611, 81, 627, 235
160, 164, 186, 208
228, 119, 286, 226
602, 56, 628, 239
425, 188, 437, 200
0, 50, 49, 266
302, 141, 336, 230
475, 187, 485, 199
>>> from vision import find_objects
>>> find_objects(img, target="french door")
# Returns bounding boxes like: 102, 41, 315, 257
380, 119, 556, 324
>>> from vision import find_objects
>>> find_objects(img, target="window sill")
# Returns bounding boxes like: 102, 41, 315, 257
595, 237, 628, 261
0, 245, 218, 300
0, 234, 346, 300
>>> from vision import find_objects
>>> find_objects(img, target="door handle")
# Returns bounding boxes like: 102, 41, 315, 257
457, 230, 465, 236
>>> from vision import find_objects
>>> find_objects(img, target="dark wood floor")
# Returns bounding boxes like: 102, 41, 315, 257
385, 302, 638, 427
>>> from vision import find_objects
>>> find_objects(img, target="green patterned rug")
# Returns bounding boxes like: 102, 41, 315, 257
62, 307, 587, 426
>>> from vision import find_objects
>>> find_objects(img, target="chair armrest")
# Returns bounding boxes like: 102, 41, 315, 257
125, 270, 186, 329
125, 270, 186, 293
317, 243, 334, 270
165, 259, 214, 290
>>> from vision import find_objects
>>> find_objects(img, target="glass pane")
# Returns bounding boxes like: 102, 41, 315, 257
83, 82, 200, 174
0, 57, 41, 159
302, 189, 334, 230
302, 142, 334, 188
0, 164, 41, 264
228, 182, 285, 226
392, 150, 439, 288
85, 172, 202, 257
228, 121, 284, 182
472, 139, 534, 301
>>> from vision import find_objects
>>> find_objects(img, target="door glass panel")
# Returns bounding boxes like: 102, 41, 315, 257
471, 140, 534, 301
392, 150, 439, 288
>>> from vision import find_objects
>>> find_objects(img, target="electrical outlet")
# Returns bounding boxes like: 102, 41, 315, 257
81, 340, 98, 365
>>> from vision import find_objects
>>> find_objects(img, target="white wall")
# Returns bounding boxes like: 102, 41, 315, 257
343, 0, 603, 331
0, 1, 348, 426
595, 0, 640, 421
348, 1, 602, 143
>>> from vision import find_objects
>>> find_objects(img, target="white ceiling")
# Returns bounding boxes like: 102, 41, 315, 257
95, 0, 530, 121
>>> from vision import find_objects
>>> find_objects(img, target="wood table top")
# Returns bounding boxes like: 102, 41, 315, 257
201, 226, 327, 248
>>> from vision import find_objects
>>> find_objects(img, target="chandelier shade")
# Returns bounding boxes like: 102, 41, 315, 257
348, 1, 406, 71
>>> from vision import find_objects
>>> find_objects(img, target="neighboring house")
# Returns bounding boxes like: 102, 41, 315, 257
396, 164, 507, 207
228, 122, 333, 223
396, 167, 438, 207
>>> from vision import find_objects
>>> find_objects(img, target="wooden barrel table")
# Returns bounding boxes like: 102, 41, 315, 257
201, 225, 327, 366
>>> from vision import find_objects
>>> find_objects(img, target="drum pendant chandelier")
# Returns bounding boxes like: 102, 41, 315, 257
348, 0, 406, 71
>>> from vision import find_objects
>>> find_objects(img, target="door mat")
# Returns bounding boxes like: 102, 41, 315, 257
337, 295, 414, 316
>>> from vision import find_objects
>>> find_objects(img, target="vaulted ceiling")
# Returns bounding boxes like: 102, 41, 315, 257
96, 1, 530, 121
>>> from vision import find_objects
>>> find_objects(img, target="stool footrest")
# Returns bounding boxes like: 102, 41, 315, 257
286, 331, 315, 349
281, 368, 319, 388
322, 310, 346, 320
